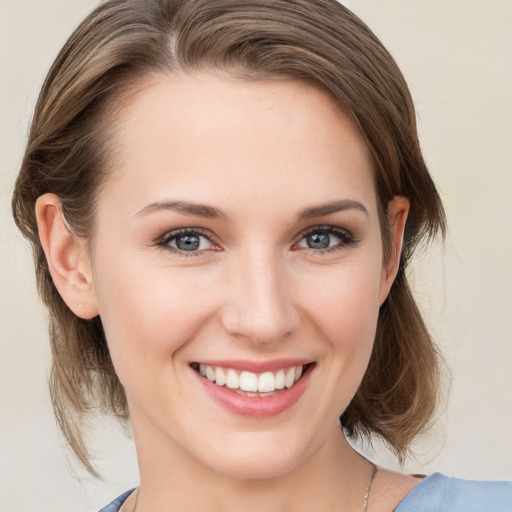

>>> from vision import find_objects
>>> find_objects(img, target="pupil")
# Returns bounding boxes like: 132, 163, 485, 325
307, 232, 330, 249
176, 234, 200, 251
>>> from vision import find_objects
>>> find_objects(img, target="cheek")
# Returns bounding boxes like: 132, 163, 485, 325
301, 261, 383, 338
91, 254, 220, 381
297, 258, 383, 392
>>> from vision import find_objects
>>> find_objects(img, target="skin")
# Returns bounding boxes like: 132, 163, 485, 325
36, 73, 418, 511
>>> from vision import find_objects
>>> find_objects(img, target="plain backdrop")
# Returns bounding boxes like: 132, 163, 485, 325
1, 1, 511, 511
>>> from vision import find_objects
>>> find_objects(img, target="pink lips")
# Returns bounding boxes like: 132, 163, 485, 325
192, 359, 314, 418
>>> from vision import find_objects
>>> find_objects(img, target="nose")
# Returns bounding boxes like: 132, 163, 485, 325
220, 248, 299, 346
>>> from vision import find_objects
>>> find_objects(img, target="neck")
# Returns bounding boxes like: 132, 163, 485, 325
131, 417, 373, 512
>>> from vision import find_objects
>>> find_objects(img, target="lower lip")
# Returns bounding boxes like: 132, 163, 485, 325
194, 366, 313, 418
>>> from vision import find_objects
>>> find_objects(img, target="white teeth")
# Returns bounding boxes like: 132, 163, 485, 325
285, 367, 296, 388
274, 369, 285, 390
258, 372, 275, 392
206, 366, 215, 382
239, 371, 258, 392
225, 369, 239, 389
215, 367, 226, 386
197, 363, 308, 393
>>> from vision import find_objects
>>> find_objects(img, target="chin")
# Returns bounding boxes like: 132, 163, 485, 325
205, 451, 304, 481
195, 428, 325, 481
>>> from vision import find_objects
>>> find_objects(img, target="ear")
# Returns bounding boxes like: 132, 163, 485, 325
378, 196, 410, 305
35, 193, 98, 319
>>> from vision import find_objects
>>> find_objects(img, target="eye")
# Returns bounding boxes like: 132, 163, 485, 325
158, 229, 215, 254
295, 227, 355, 252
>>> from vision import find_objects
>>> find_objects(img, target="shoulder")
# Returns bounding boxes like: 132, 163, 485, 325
394, 473, 512, 512
98, 489, 135, 512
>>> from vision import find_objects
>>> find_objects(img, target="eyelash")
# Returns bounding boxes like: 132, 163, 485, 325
156, 225, 356, 256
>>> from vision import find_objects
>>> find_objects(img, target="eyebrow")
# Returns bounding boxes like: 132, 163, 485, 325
298, 199, 368, 219
136, 200, 228, 220
136, 198, 368, 221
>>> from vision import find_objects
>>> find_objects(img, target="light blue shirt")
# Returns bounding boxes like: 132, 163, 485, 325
394, 473, 512, 512
99, 473, 512, 512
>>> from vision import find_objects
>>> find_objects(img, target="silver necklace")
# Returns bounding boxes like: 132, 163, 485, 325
363, 463, 378, 512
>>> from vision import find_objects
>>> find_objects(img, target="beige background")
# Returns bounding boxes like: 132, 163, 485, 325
1, 1, 511, 510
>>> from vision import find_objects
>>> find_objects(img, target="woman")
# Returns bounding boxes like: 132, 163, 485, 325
11, 0, 511, 511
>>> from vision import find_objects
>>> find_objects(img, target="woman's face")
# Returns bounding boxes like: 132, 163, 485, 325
88, 73, 401, 478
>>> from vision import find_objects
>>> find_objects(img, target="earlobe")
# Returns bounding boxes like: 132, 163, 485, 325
35, 193, 98, 319
378, 196, 410, 304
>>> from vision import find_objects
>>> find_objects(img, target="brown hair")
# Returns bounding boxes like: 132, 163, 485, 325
12, 0, 446, 475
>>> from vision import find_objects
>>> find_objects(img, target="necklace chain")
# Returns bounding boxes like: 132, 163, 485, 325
362, 463, 378, 512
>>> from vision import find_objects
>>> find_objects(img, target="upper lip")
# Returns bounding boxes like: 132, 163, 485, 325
191, 358, 314, 373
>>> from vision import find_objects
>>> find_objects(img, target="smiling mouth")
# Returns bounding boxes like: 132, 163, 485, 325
190, 362, 314, 397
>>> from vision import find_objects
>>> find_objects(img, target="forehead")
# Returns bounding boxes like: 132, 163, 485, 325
102, 72, 377, 218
